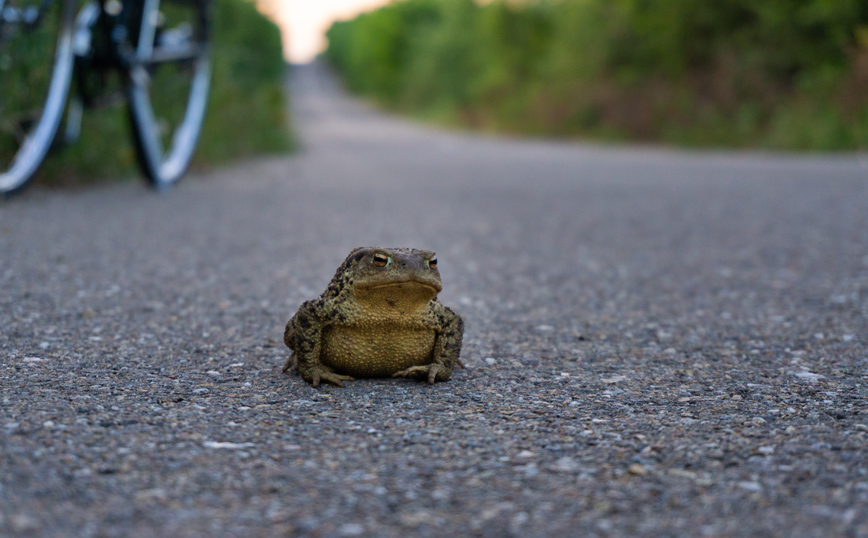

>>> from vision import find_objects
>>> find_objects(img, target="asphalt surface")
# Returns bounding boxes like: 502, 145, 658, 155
2, 62, 868, 537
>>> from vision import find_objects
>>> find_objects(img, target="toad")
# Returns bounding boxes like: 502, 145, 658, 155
283, 247, 464, 387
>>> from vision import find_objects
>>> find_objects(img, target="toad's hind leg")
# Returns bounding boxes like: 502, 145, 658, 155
282, 353, 297, 373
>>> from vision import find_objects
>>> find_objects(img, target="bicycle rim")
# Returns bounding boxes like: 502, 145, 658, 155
0, 0, 76, 195
127, 0, 210, 189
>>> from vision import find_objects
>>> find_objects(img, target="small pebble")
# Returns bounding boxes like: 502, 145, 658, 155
203, 441, 255, 449
552, 457, 580, 472
628, 464, 648, 476
339, 523, 365, 536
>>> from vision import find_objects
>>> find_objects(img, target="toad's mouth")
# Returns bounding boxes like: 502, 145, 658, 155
361, 279, 441, 293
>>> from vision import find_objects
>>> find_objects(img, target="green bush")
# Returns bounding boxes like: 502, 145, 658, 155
326, 0, 442, 100
35, 0, 292, 184
325, 0, 868, 150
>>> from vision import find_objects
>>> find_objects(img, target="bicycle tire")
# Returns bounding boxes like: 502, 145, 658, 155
126, 0, 210, 189
0, 0, 76, 195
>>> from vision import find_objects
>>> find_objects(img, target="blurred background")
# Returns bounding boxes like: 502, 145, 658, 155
315, 0, 868, 151
13, 0, 868, 186
255, 0, 391, 64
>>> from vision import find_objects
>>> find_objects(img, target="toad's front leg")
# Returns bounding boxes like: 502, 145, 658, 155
393, 305, 464, 385
392, 363, 457, 384
284, 302, 355, 388
300, 363, 355, 388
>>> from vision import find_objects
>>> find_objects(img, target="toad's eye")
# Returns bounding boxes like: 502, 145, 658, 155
428, 257, 437, 269
373, 253, 390, 267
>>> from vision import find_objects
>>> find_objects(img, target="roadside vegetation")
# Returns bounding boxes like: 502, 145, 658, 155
326, 0, 868, 150
36, 0, 291, 185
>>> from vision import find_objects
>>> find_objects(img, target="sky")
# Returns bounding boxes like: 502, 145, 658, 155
256, 0, 391, 63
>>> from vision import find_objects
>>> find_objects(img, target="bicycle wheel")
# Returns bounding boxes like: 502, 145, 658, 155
0, 0, 76, 195
126, 0, 210, 189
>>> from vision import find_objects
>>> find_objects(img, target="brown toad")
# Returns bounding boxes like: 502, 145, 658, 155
283, 247, 465, 387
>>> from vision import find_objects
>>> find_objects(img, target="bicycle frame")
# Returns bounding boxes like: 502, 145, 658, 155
73, 0, 207, 79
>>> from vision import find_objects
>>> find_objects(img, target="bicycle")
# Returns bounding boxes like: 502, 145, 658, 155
0, 0, 210, 195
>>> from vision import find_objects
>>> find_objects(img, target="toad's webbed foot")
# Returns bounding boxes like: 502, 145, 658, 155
301, 365, 355, 388
392, 364, 451, 385
284, 354, 354, 388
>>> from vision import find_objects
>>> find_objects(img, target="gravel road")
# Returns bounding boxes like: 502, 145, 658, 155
2, 62, 868, 537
